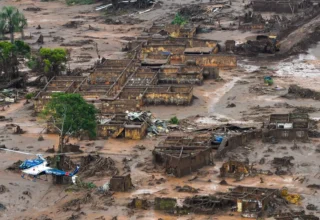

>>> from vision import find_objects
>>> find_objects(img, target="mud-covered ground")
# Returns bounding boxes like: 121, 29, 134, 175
0, 0, 320, 219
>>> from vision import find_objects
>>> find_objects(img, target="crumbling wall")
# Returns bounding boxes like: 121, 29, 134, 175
109, 174, 133, 192
141, 45, 186, 56
159, 66, 203, 85
252, 1, 300, 13
170, 54, 237, 68
154, 197, 177, 212
216, 130, 262, 158
262, 128, 308, 141
124, 123, 148, 140
99, 99, 142, 114
287, 84, 320, 100
154, 147, 213, 177
144, 86, 193, 105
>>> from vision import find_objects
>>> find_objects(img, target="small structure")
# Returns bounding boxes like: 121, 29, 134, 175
109, 174, 134, 192
97, 114, 148, 140
159, 65, 204, 85
263, 113, 309, 141
224, 186, 280, 218
220, 160, 250, 180
153, 135, 213, 177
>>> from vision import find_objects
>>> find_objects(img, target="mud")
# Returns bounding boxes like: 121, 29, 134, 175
0, 0, 320, 219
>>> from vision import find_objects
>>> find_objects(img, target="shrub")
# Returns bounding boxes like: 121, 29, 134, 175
169, 116, 179, 124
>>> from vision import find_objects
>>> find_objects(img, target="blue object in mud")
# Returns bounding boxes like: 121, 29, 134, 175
212, 135, 223, 145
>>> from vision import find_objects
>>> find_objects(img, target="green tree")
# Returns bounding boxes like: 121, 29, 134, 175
38, 48, 68, 78
0, 40, 30, 80
171, 13, 188, 26
0, 6, 28, 43
14, 12, 27, 39
42, 93, 97, 152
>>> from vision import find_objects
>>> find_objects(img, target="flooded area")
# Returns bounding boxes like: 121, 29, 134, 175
0, 0, 320, 219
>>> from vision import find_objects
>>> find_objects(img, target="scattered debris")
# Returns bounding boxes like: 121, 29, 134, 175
63, 21, 84, 28
175, 185, 199, 193
109, 174, 134, 192
284, 85, 320, 100
62, 193, 93, 212
219, 180, 228, 185
226, 103, 236, 108
79, 155, 118, 178
36, 34, 44, 44
0, 185, 9, 194
6, 160, 23, 172
306, 203, 318, 211
128, 198, 149, 209
0, 203, 6, 211
22, 190, 32, 198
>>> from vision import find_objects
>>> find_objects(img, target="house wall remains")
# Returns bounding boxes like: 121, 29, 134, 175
216, 130, 262, 158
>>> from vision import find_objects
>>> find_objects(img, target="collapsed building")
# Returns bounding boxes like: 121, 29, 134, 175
153, 135, 213, 177
252, 0, 312, 13
109, 174, 134, 192
184, 186, 281, 218
220, 160, 273, 181
34, 21, 239, 140
263, 113, 309, 141
274, 211, 320, 220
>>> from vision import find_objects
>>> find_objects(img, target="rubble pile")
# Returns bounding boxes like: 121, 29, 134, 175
62, 193, 93, 212
0, 185, 9, 194
285, 84, 320, 100
79, 155, 119, 178
175, 185, 199, 193
6, 160, 23, 172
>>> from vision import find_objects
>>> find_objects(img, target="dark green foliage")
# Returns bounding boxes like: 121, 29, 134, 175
0, 6, 27, 42
66, 0, 94, 5
25, 93, 34, 100
42, 93, 97, 150
169, 116, 179, 124
171, 13, 188, 26
0, 40, 30, 80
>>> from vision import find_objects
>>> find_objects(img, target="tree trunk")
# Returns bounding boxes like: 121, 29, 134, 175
55, 134, 65, 185
112, 0, 118, 9
53, 155, 65, 184
9, 24, 14, 44
58, 134, 65, 153
21, 29, 25, 39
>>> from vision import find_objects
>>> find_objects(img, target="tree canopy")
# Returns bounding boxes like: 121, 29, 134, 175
0, 6, 27, 42
28, 48, 68, 78
42, 93, 97, 152
0, 40, 30, 80
171, 13, 188, 26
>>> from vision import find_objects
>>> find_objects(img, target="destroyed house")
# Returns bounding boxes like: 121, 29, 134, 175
97, 114, 148, 140
127, 67, 158, 86
252, 0, 310, 13
146, 23, 198, 38
153, 135, 213, 177
140, 54, 170, 68
274, 211, 320, 220
170, 54, 237, 68
99, 85, 193, 113
109, 174, 134, 192
223, 186, 279, 218
264, 113, 309, 140
220, 160, 250, 179
183, 186, 280, 217
159, 65, 204, 85
34, 76, 86, 112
